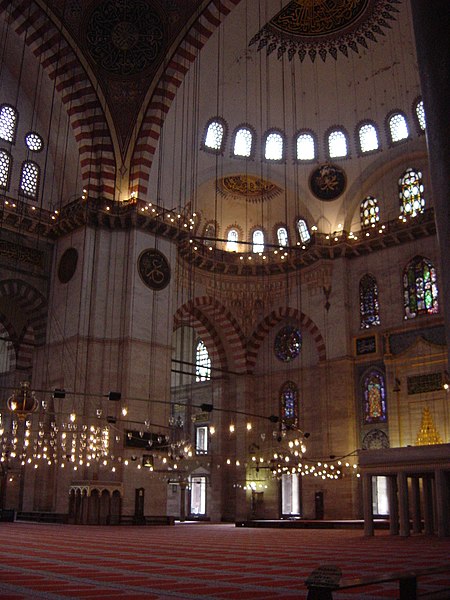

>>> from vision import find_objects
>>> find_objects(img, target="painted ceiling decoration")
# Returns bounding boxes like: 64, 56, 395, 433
249, 0, 401, 62
216, 175, 283, 203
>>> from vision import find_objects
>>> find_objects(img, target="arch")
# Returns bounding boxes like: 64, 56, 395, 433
247, 308, 326, 372
130, 0, 243, 195
1, 1, 115, 199
173, 296, 246, 373
0, 279, 47, 348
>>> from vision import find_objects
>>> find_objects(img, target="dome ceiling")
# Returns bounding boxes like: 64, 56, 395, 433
249, 0, 401, 61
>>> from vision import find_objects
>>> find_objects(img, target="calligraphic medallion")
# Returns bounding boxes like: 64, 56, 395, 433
58, 248, 78, 284
138, 248, 171, 291
309, 163, 346, 201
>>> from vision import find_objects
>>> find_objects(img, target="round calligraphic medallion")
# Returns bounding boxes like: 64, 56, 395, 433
138, 249, 171, 291
84, 0, 167, 77
309, 163, 346, 201
58, 248, 78, 284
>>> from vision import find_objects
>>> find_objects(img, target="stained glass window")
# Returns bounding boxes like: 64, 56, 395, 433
274, 326, 302, 362
252, 229, 264, 253
25, 132, 43, 152
415, 99, 426, 131
297, 219, 310, 244
403, 256, 439, 319
20, 160, 40, 198
328, 129, 348, 158
204, 119, 225, 151
265, 132, 283, 161
0, 149, 11, 189
296, 132, 315, 160
359, 274, 380, 329
277, 226, 288, 247
226, 229, 238, 252
399, 168, 424, 218
360, 196, 380, 228
233, 127, 253, 157
389, 112, 409, 143
195, 340, 211, 382
0, 104, 17, 143
358, 123, 379, 153
280, 381, 299, 429
363, 371, 387, 423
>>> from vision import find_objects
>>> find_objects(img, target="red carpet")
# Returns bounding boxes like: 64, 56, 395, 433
0, 522, 449, 599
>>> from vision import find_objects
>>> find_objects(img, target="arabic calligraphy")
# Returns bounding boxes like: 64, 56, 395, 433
0, 240, 43, 267
309, 164, 346, 201
138, 249, 171, 291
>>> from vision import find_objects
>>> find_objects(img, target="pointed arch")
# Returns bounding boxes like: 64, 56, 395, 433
130, 0, 243, 195
1, 1, 115, 199
173, 296, 246, 373
247, 308, 326, 373
0, 279, 47, 346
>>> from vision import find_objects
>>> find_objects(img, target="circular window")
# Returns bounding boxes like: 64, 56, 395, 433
274, 326, 302, 362
25, 132, 43, 152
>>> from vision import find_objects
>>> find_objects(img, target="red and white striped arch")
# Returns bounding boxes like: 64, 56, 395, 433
2, 0, 115, 199
0, 279, 48, 373
130, 0, 242, 196
247, 307, 327, 373
173, 296, 246, 375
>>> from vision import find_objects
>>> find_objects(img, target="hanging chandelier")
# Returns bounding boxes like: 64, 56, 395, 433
6, 381, 39, 420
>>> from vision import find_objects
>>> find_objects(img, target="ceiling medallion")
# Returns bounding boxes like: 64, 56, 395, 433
249, 0, 401, 62
138, 248, 171, 291
84, 0, 167, 76
309, 163, 346, 201
217, 175, 282, 203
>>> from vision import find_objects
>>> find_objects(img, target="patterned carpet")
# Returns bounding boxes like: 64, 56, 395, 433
0, 522, 449, 599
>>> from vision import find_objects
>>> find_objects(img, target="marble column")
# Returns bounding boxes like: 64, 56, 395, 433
362, 473, 374, 536
410, 476, 422, 534
398, 472, 410, 537
434, 469, 449, 537
387, 475, 399, 535
422, 475, 434, 535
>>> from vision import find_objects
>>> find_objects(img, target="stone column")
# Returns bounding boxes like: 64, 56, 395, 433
410, 476, 422, 534
362, 474, 374, 536
411, 1, 450, 366
422, 475, 434, 535
434, 469, 449, 537
179, 481, 187, 522
387, 475, 399, 535
398, 472, 410, 537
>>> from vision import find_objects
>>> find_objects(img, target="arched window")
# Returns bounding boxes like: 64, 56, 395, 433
388, 112, 409, 143
327, 129, 348, 158
252, 229, 264, 253
360, 196, 380, 228
359, 274, 380, 329
233, 126, 253, 157
358, 122, 379, 153
399, 168, 424, 217
204, 118, 226, 151
415, 99, 426, 132
363, 371, 387, 423
226, 228, 238, 252
264, 131, 284, 161
296, 219, 310, 244
195, 340, 211, 382
296, 132, 315, 160
20, 160, 40, 198
280, 381, 299, 429
0, 149, 12, 189
0, 104, 18, 143
277, 226, 288, 247
403, 256, 439, 319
